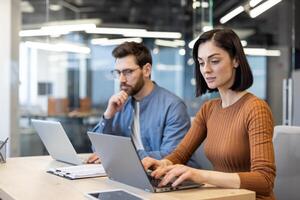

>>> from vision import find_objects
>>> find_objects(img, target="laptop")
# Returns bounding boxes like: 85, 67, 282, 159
87, 132, 201, 192
31, 119, 85, 165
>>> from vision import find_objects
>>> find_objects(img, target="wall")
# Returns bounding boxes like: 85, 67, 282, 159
0, 0, 20, 157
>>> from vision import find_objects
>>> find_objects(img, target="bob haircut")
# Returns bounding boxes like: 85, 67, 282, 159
192, 28, 253, 97
112, 41, 152, 68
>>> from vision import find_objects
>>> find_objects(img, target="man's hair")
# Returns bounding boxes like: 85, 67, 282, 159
112, 42, 152, 67
192, 28, 253, 97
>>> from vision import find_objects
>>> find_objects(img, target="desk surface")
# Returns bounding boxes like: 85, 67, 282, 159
0, 156, 255, 200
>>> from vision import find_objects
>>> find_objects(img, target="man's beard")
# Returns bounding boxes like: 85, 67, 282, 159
120, 75, 145, 96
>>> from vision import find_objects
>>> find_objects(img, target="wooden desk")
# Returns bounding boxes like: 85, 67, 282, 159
0, 156, 255, 200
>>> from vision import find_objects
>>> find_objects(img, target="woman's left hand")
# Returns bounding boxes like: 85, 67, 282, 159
156, 164, 205, 187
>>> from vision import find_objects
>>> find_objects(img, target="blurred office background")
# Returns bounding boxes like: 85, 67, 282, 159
1, 0, 300, 157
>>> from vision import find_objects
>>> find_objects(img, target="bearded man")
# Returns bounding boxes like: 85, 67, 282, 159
87, 42, 190, 163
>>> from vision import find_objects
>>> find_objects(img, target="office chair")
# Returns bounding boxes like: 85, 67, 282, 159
273, 125, 300, 200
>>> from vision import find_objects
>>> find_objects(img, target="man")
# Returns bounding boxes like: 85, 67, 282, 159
87, 42, 190, 163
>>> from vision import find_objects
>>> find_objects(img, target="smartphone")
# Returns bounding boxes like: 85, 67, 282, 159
85, 189, 144, 200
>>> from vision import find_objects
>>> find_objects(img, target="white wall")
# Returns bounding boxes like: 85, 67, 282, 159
0, 0, 20, 157
0, 0, 11, 148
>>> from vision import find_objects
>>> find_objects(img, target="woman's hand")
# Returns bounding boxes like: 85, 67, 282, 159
142, 157, 172, 171
154, 164, 205, 187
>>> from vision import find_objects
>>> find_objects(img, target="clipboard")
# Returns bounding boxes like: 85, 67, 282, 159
47, 164, 106, 179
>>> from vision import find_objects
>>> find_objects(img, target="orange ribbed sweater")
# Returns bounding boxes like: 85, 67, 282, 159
166, 93, 276, 200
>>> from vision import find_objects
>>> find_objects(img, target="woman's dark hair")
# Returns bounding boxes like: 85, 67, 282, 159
192, 28, 253, 97
112, 42, 152, 67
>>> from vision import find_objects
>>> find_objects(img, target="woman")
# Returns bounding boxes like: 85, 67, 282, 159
142, 28, 276, 200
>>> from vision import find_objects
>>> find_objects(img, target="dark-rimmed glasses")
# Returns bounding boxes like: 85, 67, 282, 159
110, 67, 141, 79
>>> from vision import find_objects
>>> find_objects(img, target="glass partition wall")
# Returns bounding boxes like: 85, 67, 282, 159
19, 0, 193, 156
19, 0, 295, 156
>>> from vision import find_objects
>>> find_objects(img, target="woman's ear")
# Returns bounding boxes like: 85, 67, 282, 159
233, 58, 239, 68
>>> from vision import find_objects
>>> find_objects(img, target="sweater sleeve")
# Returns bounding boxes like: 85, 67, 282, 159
238, 100, 276, 197
165, 101, 210, 164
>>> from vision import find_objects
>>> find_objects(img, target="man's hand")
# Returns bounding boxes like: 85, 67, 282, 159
86, 153, 101, 164
104, 91, 128, 119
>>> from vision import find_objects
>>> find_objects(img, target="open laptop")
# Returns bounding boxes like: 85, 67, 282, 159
87, 132, 201, 192
31, 119, 85, 165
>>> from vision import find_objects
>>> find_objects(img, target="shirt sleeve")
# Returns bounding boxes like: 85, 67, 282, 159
91, 115, 114, 133
238, 100, 276, 197
89, 115, 115, 152
141, 101, 191, 160
165, 101, 210, 164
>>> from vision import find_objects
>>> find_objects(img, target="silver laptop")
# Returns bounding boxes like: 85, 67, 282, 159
87, 132, 200, 192
31, 119, 85, 165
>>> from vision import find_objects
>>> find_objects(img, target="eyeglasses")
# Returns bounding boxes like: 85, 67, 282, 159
110, 67, 141, 79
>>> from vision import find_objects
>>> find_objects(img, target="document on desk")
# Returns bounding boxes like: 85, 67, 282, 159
47, 164, 106, 180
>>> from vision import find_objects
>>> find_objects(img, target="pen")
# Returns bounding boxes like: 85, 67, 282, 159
0, 137, 9, 150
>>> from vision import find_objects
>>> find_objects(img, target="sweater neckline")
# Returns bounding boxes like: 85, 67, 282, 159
218, 92, 252, 111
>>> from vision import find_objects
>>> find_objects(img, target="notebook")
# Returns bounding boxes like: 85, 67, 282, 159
31, 119, 86, 165
87, 132, 201, 193
47, 164, 106, 179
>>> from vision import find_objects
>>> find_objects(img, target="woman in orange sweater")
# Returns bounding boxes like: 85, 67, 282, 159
142, 28, 276, 200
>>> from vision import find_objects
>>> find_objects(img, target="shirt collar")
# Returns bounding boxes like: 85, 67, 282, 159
128, 81, 158, 105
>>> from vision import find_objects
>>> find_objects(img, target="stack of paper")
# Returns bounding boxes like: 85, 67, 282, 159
47, 164, 106, 179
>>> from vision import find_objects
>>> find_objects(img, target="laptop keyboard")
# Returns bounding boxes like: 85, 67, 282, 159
147, 171, 199, 188
147, 174, 173, 188
146, 170, 174, 187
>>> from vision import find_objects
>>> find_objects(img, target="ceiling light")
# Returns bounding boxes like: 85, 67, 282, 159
20, 19, 100, 37
45, 19, 101, 26
244, 48, 281, 56
87, 28, 182, 39
249, 0, 263, 8
19, 29, 70, 37
123, 31, 182, 39
24, 41, 90, 54
42, 24, 96, 32
249, 0, 282, 18
49, 4, 63, 11
91, 38, 142, 46
86, 27, 147, 35
154, 39, 185, 47
220, 6, 245, 24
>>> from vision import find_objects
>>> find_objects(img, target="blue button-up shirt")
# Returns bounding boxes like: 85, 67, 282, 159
92, 83, 191, 159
